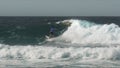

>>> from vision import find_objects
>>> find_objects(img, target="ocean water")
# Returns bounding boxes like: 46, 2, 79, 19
0, 16, 120, 68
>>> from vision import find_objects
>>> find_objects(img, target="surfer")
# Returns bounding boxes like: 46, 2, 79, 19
49, 26, 55, 38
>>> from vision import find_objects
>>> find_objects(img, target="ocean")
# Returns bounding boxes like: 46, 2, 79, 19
0, 16, 120, 68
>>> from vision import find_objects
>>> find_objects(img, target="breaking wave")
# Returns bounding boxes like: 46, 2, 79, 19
59, 19, 120, 45
0, 19, 120, 60
0, 44, 120, 60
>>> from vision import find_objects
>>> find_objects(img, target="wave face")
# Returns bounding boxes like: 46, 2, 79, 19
0, 21, 66, 45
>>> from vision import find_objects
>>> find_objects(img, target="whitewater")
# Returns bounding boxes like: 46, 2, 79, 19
1, 19, 120, 68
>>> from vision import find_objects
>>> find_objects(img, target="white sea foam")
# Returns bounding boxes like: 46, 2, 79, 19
59, 19, 120, 44
0, 44, 120, 60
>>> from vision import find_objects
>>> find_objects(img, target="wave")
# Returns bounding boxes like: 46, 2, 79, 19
56, 19, 120, 45
1, 19, 120, 45
0, 19, 120, 60
0, 44, 120, 60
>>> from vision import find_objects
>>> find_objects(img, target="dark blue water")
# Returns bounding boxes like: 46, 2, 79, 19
0, 16, 120, 45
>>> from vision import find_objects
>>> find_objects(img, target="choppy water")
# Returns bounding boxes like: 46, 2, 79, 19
0, 16, 120, 68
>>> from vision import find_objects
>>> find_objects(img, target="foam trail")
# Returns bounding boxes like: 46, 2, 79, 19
59, 19, 120, 45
